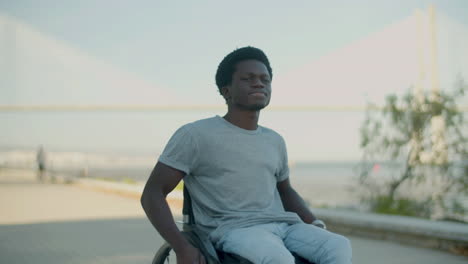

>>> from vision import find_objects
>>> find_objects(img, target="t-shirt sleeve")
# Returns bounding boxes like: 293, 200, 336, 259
276, 135, 290, 182
158, 124, 198, 175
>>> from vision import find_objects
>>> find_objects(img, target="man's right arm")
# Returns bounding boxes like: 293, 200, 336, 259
140, 162, 205, 264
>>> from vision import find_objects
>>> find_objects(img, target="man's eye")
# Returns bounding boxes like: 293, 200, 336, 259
241, 77, 255, 81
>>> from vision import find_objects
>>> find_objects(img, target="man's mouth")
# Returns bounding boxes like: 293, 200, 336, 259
249, 92, 267, 97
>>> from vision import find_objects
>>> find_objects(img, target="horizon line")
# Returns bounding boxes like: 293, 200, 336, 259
1, 104, 467, 112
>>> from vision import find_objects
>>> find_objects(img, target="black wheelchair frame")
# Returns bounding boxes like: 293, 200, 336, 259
152, 186, 313, 264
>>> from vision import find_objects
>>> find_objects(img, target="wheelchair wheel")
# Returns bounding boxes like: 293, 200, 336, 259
152, 241, 219, 264
152, 242, 176, 264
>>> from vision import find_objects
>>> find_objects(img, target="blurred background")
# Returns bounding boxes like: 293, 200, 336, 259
2, 1, 468, 263
1, 0, 467, 210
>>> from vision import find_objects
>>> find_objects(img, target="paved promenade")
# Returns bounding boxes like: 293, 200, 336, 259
1, 169, 467, 264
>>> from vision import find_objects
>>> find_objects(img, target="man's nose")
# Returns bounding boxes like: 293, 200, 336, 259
251, 77, 265, 88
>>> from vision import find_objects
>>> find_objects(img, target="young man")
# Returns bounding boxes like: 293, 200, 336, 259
141, 47, 352, 264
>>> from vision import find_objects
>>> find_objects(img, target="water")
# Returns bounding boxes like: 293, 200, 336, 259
87, 167, 153, 182
84, 161, 366, 208
0, 110, 366, 161
2, 148, 465, 213
288, 162, 363, 207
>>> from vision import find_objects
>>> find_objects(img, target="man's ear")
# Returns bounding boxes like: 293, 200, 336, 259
221, 86, 231, 101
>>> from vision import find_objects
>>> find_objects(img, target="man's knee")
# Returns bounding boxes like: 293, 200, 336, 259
323, 234, 352, 263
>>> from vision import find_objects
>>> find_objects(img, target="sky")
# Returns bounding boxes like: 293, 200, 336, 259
2, 0, 467, 102
1, 0, 467, 161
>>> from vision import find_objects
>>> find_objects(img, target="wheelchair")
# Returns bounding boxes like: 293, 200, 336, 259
152, 187, 314, 264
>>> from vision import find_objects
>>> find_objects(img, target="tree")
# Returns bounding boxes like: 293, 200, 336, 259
358, 77, 467, 221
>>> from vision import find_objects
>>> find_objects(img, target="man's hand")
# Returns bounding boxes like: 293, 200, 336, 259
312, 219, 327, 229
176, 244, 206, 264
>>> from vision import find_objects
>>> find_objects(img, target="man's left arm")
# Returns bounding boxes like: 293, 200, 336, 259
277, 178, 317, 224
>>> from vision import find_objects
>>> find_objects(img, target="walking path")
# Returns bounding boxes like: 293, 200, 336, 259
1, 169, 467, 264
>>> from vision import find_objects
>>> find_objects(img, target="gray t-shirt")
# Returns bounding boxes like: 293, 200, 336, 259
159, 116, 302, 243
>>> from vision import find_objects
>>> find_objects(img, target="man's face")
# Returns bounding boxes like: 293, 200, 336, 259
223, 60, 272, 111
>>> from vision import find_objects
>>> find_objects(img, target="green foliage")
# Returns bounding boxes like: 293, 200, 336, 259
358, 77, 468, 221
365, 195, 432, 218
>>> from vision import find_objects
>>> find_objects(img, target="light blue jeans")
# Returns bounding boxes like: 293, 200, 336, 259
215, 222, 352, 264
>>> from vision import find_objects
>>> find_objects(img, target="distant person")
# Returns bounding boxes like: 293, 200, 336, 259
141, 47, 352, 263
36, 145, 46, 181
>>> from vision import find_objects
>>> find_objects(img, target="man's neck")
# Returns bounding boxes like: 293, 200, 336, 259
223, 109, 260, 131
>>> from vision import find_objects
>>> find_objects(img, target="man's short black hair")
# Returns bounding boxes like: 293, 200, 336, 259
215, 46, 273, 93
